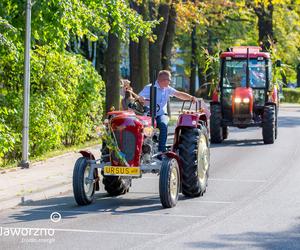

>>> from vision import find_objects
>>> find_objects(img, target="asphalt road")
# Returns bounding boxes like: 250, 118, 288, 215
1, 105, 300, 250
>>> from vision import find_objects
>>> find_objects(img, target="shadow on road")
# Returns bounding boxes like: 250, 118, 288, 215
210, 139, 264, 148
6, 193, 165, 223
185, 219, 300, 249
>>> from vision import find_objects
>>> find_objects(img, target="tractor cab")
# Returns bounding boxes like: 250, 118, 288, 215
210, 46, 279, 144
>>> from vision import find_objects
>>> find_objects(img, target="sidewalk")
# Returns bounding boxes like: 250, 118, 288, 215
0, 147, 101, 211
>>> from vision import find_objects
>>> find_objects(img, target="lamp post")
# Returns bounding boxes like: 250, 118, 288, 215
20, 0, 32, 168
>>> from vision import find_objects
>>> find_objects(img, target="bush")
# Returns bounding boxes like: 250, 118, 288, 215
0, 46, 104, 166
282, 88, 300, 103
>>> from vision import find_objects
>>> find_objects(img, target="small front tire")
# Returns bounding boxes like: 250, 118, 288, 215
159, 157, 180, 208
73, 157, 95, 205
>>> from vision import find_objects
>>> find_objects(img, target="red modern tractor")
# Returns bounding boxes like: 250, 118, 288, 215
72, 83, 211, 208
210, 46, 280, 144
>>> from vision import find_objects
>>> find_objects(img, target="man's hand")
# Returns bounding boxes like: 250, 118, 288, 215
137, 96, 145, 104
174, 91, 197, 103
191, 96, 197, 104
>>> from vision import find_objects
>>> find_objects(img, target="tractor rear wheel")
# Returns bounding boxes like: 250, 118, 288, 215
101, 143, 131, 196
102, 176, 131, 196
262, 105, 276, 144
178, 127, 210, 197
159, 157, 180, 208
73, 157, 95, 205
210, 104, 223, 143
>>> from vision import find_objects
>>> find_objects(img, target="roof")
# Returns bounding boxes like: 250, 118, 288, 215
220, 46, 270, 59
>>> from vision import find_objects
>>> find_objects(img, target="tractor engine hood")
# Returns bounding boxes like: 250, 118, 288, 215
110, 115, 144, 166
232, 87, 254, 125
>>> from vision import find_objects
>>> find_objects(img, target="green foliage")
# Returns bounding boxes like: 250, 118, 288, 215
0, 46, 104, 166
282, 88, 300, 104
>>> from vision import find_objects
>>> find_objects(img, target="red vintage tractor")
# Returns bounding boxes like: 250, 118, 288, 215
72, 84, 211, 208
210, 46, 280, 144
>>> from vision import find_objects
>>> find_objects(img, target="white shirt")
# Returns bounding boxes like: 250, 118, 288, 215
139, 81, 177, 117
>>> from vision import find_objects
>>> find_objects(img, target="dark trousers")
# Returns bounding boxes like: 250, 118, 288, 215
156, 115, 169, 152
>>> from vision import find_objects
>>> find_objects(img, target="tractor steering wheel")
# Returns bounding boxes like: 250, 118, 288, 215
128, 99, 149, 115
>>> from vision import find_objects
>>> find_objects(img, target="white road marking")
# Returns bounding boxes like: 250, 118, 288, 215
210, 178, 267, 183
32, 209, 207, 219
0, 226, 166, 236
143, 197, 233, 204
54, 228, 166, 236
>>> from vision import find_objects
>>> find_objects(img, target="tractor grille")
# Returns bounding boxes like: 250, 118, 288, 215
112, 130, 136, 162
235, 103, 250, 115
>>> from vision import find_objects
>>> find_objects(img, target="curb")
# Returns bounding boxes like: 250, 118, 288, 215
0, 182, 72, 212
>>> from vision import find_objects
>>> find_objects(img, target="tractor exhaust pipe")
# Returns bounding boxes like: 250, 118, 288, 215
246, 48, 250, 88
150, 71, 157, 127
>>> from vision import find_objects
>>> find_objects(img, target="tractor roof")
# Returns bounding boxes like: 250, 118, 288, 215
220, 46, 270, 59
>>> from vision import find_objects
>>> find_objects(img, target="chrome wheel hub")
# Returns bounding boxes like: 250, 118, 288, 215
84, 165, 94, 197
170, 160, 179, 200
197, 134, 209, 184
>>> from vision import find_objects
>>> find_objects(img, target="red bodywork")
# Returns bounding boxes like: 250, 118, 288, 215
220, 47, 270, 59
232, 87, 254, 114
110, 115, 144, 167
173, 111, 209, 150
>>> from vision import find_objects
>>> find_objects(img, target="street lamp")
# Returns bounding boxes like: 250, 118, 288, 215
20, 0, 31, 168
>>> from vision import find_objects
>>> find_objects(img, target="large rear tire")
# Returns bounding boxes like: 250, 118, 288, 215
101, 142, 132, 196
178, 127, 210, 197
210, 104, 223, 143
73, 157, 95, 205
222, 126, 228, 140
159, 157, 180, 208
102, 176, 131, 196
262, 105, 275, 144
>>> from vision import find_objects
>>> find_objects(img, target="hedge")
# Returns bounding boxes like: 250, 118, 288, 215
282, 88, 300, 104
0, 46, 105, 166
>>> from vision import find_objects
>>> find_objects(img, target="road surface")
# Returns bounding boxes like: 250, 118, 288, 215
0, 104, 300, 249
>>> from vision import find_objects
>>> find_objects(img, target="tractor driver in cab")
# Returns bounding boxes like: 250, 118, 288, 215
241, 62, 266, 88
137, 70, 198, 153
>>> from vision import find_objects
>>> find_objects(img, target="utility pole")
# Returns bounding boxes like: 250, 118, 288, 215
20, 0, 32, 168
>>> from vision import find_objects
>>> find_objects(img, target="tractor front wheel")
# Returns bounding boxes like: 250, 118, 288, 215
222, 126, 228, 140
262, 105, 276, 144
210, 104, 223, 143
159, 157, 180, 208
73, 157, 96, 205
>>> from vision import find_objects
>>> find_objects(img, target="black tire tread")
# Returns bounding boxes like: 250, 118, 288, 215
262, 105, 275, 144
178, 127, 209, 197
210, 104, 223, 143
73, 157, 95, 205
159, 158, 179, 208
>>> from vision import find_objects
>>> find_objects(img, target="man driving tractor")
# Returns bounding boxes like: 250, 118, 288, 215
137, 70, 197, 153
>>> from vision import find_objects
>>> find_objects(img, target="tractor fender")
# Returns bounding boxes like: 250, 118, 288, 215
177, 113, 199, 128
79, 150, 96, 160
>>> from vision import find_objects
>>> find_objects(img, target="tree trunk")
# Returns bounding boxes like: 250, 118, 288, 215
95, 39, 107, 81
130, 40, 140, 89
254, 2, 274, 51
104, 32, 121, 112
149, 3, 170, 82
297, 64, 300, 88
162, 4, 177, 71
129, 0, 149, 93
190, 26, 197, 96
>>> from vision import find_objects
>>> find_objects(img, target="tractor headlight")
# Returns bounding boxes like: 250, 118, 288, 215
234, 97, 242, 103
243, 98, 250, 103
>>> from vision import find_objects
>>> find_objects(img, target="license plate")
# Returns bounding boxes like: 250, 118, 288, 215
103, 166, 141, 176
